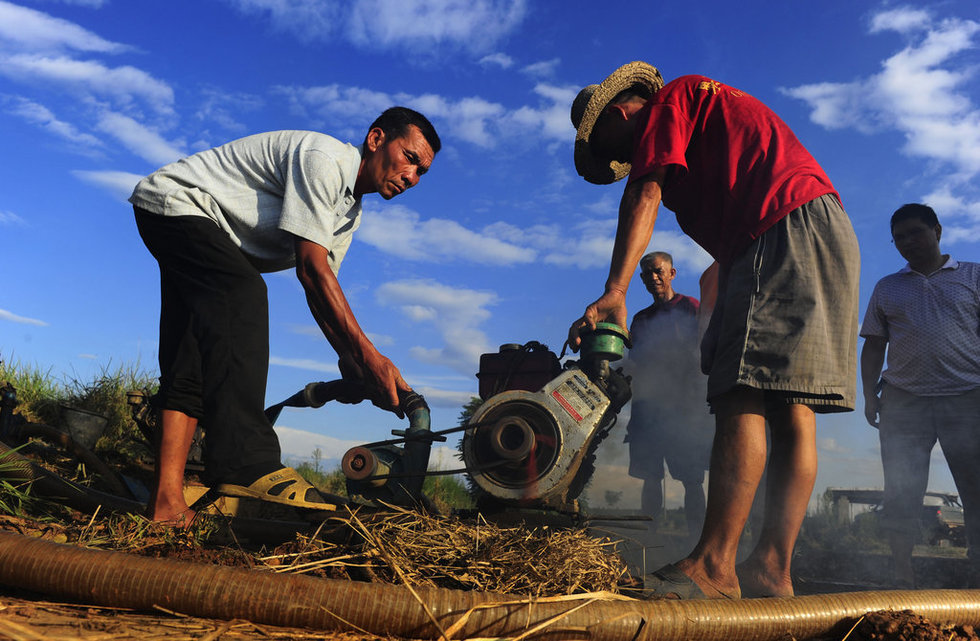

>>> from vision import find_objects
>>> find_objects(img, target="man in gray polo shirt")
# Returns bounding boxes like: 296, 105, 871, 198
131, 107, 440, 525
862, 203, 980, 587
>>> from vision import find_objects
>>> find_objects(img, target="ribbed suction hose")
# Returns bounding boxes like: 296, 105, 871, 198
1, 531, 979, 641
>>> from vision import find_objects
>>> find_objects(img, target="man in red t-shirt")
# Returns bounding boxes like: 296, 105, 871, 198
568, 62, 859, 599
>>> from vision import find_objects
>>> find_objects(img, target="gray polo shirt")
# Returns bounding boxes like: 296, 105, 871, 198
129, 130, 363, 274
861, 257, 980, 396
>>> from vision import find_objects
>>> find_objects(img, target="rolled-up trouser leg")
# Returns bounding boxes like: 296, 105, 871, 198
135, 209, 281, 484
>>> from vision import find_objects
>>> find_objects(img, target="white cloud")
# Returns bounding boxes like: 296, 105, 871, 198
0, 54, 175, 115
72, 170, 142, 201
276, 81, 574, 147
508, 83, 578, 140
359, 202, 711, 273
34, 0, 109, 7
220, 0, 344, 44
3, 95, 102, 148
521, 58, 560, 78
412, 385, 477, 408
783, 7, 980, 236
226, 0, 526, 54
275, 425, 361, 463
346, 0, 527, 54
358, 204, 536, 265
194, 87, 264, 134
275, 84, 394, 128
480, 217, 713, 273
479, 52, 513, 69
0, 210, 26, 226
869, 7, 931, 35
377, 279, 497, 374
96, 111, 184, 165
270, 355, 341, 374
0, 308, 48, 326
0, 0, 126, 54
0, 7, 177, 166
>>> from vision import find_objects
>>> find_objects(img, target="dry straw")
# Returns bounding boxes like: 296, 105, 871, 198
260, 505, 630, 597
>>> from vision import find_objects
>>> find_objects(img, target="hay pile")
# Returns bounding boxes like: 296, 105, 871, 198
263, 507, 630, 597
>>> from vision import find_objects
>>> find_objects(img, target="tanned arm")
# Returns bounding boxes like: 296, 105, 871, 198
569, 168, 666, 348
860, 336, 887, 428
294, 237, 408, 411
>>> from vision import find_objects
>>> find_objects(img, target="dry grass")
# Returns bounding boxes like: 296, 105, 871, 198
259, 505, 630, 597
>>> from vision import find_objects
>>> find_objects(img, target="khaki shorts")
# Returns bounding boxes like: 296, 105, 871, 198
701, 194, 859, 412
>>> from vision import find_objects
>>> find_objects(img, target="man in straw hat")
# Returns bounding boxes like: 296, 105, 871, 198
568, 62, 859, 599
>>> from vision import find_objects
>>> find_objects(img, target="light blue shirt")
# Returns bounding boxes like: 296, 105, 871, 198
130, 131, 363, 274
862, 257, 980, 395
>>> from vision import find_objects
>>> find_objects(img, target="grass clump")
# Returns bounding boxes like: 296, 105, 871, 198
1, 356, 157, 466
0, 359, 60, 424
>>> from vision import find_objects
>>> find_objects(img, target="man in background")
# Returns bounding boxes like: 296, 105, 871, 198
626, 251, 712, 540
861, 203, 980, 588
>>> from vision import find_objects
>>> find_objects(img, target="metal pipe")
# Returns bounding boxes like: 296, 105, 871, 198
1, 530, 979, 641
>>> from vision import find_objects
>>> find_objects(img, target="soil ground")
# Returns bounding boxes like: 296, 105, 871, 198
1, 519, 977, 641
0, 591, 392, 641
0, 439, 977, 640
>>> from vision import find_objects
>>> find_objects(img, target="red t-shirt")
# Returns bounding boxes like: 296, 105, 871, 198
628, 75, 838, 266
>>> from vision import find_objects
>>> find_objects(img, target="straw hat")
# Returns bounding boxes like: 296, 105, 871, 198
571, 61, 664, 185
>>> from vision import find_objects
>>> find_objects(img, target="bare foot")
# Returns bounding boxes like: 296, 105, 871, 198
674, 558, 741, 599
147, 504, 197, 529
735, 561, 794, 598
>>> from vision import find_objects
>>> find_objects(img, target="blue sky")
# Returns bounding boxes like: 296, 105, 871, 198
2, 0, 979, 509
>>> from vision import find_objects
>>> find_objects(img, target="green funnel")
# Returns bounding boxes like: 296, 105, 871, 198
580, 321, 630, 362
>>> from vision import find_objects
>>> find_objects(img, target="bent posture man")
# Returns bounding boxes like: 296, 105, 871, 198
861, 203, 980, 588
626, 251, 711, 538
568, 62, 859, 599
131, 107, 440, 524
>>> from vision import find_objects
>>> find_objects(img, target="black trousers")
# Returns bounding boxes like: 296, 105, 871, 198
135, 208, 281, 484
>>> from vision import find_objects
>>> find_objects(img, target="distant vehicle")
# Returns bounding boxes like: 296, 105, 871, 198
855, 494, 966, 546
921, 496, 965, 546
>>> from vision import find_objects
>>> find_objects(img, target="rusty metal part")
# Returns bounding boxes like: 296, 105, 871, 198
7, 422, 134, 499
462, 368, 613, 507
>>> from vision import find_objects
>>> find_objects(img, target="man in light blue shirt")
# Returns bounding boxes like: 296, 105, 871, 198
131, 107, 440, 525
861, 203, 980, 588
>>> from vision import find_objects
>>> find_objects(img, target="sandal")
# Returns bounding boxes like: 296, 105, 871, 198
640, 563, 740, 600
216, 467, 337, 510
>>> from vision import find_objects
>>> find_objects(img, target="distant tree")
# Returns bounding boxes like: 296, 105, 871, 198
458, 396, 483, 425
312, 447, 322, 475
605, 490, 623, 507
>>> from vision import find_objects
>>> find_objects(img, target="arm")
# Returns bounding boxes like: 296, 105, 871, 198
860, 336, 887, 428
568, 168, 666, 348
294, 237, 408, 411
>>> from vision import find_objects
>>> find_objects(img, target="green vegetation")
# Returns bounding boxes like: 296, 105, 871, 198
0, 357, 479, 515
423, 473, 474, 511
797, 490, 889, 555
294, 460, 348, 495
0, 357, 156, 456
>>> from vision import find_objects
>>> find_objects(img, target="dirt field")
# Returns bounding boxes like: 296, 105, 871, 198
0, 591, 394, 640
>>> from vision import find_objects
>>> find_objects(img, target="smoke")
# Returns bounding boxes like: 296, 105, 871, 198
585, 298, 713, 511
